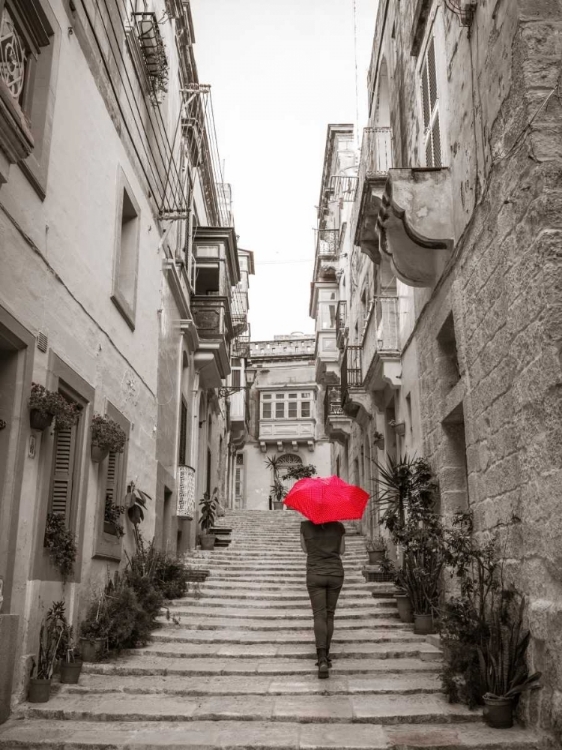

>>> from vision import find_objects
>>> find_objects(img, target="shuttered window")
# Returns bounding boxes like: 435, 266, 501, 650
49, 423, 77, 521
103, 451, 121, 536
178, 398, 188, 465
420, 35, 442, 167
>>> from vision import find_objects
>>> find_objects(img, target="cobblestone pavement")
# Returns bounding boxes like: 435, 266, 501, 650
0, 511, 544, 748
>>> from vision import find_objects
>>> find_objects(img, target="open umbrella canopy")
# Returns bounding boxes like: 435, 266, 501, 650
283, 475, 369, 524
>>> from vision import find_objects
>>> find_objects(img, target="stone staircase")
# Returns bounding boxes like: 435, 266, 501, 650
0, 510, 544, 748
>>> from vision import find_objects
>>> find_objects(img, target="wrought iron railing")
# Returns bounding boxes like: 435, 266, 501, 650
361, 296, 400, 381
328, 175, 358, 202
336, 301, 348, 351
232, 335, 250, 359
316, 228, 339, 258
324, 386, 344, 423
132, 13, 169, 103
341, 345, 363, 399
350, 127, 393, 239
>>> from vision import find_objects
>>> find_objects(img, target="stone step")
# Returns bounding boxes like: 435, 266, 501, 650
2, 718, 540, 749
154, 614, 401, 631
151, 629, 423, 644
61, 672, 442, 697
130, 641, 441, 661
160, 606, 396, 620
84, 656, 442, 677
181, 589, 385, 602
167, 597, 392, 610
202, 574, 367, 583
197, 580, 377, 592
22, 693, 479, 725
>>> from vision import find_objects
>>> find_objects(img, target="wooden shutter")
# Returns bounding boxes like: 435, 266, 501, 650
105, 451, 118, 504
49, 425, 76, 521
421, 36, 442, 167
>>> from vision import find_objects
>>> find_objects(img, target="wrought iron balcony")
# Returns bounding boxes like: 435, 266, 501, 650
341, 345, 371, 423
324, 386, 352, 444
351, 126, 393, 265
361, 296, 401, 390
316, 228, 339, 258
336, 300, 348, 351
232, 335, 250, 359
324, 386, 344, 419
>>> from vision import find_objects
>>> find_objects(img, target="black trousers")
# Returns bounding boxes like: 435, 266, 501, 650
306, 572, 344, 650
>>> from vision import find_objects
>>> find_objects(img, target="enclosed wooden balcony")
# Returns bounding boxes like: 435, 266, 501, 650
192, 296, 232, 388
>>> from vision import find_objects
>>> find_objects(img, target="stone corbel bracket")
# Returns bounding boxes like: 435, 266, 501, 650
376, 168, 455, 287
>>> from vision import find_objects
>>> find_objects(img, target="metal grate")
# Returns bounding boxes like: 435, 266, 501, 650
37, 332, 48, 352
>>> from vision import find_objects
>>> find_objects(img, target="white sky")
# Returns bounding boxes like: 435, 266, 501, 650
190, 0, 377, 341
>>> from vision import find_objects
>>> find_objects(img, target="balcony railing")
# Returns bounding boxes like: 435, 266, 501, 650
329, 175, 357, 202
324, 386, 344, 421
232, 335, 250, 359
341, 345, 363, 397
336, 301, 348, 351
316, 228, 339, 258
357, 127, 392, 184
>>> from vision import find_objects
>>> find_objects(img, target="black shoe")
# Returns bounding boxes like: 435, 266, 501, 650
315, 656, 333, 667
317, 658, 329, 679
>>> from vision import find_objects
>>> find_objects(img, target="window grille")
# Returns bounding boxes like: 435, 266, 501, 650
420, 36, 442, 167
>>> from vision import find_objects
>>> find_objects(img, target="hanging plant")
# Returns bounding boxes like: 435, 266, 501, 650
29, 383, 79, 432
125, 482, 151, 526
91, 414, 127, 453
44, 513, 77, 581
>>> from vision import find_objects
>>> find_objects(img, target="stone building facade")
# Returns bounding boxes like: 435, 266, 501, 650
313, 0, 562, 735
235, 334, 331, 511
0, 0, 246, 719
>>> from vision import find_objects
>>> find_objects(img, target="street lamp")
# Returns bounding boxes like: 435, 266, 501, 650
218, 368, 256, 399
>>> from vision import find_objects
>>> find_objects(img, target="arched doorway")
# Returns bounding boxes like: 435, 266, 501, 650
277, 453, 303, 494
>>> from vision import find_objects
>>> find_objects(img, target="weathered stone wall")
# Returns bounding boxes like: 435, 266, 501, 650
377, 0, 562, 734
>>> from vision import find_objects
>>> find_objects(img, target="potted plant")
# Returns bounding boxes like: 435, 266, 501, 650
79, 591, 109, 662
90, 414, 127, 463
365, 536, 386, 565
104, 495, 126, 537
199, 492, 217, 550
28, 383, 79, 432
373, 430, 385, 450
271, 478, 286, 510
59, 624, 83, 684
478, 596, 541, 728
29, 601, 66, 703
44, 512, 77, 581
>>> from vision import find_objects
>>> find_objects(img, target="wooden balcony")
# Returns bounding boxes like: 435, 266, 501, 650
336, 300, 348, 351
192, 296, 232, 388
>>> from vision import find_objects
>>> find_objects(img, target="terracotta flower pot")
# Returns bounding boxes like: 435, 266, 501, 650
79, 637, 105, 662
413, 613, 435, 635
29, 410, 53, 431
28, 678, 51, 703
483, 696, 514, 729
395, 594, 414, 623
200, 534, 216, 551
60, 660, 83, 684
91, 444, 109, 463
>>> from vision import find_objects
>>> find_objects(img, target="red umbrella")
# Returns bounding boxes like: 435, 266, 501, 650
283, 475, 369, 524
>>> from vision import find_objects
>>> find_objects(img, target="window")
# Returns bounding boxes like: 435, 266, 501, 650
0, 0, 56, 190
112, 170, 141, 330
178, 398, 188, 465
420, 34, 442, 167
260, 392, 314, 420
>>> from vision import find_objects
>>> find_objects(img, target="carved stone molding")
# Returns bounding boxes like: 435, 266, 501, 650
376, 168, 455, 287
